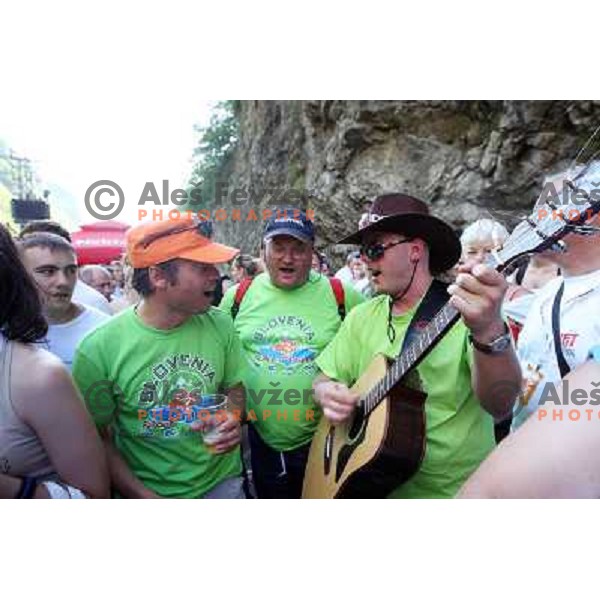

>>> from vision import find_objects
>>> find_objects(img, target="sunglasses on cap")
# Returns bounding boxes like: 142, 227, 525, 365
360, 238, 413, 261
141, 218, 214, 249
196, 219, 214, 238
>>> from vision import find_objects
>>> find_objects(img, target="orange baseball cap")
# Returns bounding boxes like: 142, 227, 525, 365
126, 219, 239, 268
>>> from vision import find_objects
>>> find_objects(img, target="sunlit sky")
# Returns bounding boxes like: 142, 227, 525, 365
0, 95, 212, 225
0, 4, 228, 227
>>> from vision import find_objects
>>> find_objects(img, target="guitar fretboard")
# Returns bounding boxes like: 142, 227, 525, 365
362, 302, 460, 417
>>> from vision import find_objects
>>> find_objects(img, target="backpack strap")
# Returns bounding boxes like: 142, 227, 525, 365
551, 281, 571, 379
328, 277, 346, 321
231, 277, 254, 321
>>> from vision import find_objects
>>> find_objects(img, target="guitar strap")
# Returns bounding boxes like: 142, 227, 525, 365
399, 278, 450, 356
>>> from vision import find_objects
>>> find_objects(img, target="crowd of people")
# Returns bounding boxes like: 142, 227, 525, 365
2, 163, 600, 498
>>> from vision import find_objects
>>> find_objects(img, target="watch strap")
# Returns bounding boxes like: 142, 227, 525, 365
469, 324, 510, 355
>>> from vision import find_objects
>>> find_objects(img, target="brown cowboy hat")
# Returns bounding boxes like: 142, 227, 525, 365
339, 193, 461, 274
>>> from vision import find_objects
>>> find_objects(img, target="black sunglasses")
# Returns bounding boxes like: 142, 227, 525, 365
196, 219, 214, 239
142, 218, 214, 249
360, 238, 413, 261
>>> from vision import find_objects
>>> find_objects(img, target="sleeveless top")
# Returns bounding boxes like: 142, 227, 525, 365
0, 335, 57, 479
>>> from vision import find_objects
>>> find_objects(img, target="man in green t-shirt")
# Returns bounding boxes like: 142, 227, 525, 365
220, 208, 364, 498
72, 218, 246, 499
314, 193, 522, 498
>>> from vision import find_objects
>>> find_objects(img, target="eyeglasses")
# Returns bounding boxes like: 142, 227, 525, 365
360, 238, 413, 261
142, 218, 214, 248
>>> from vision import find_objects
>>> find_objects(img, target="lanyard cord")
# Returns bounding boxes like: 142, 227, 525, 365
386, 259, 419, 344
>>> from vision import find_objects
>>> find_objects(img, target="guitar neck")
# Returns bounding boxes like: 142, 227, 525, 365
362, 302, 461, 416
360, 246, 511, 417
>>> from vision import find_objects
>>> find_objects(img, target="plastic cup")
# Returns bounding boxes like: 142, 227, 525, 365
193, 393, 228, 451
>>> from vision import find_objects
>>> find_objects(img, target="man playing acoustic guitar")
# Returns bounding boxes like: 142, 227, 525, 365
312, 193, 521, 498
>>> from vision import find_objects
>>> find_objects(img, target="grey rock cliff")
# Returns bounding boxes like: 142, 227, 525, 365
210, 100, 600, 256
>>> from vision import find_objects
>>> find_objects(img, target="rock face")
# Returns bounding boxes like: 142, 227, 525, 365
211, 101, 600, 256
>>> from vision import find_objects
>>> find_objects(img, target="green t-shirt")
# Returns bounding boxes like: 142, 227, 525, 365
316, 294, 495, 499
72, 307, 243, 499
220, 272, 365, 451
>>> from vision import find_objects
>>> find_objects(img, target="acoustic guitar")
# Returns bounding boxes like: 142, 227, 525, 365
303, 160, 600, 498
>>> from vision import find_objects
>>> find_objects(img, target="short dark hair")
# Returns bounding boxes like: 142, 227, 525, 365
131, 259, 180, 297
18, 232, 76, 256
18, 220, 72, 242
0, 224, 48, 343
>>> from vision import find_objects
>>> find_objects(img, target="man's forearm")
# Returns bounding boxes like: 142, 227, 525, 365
102, 434, 159, 499
472, 346, 522, 420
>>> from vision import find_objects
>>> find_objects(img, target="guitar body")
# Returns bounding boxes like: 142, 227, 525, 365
302, 355, 427, 499
303, 161, 600, 498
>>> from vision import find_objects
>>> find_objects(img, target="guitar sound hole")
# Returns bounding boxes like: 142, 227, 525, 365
348, 406, 365, 441
336, 407, 368, 483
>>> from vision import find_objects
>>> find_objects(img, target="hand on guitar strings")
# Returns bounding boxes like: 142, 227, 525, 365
314, 378, 360, 425
447, 261, 508, 343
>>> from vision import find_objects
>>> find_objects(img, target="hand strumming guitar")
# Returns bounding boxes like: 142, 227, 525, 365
313, 376, 360, 425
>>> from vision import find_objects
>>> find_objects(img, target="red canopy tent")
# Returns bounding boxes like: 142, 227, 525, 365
71, 221, 130, 265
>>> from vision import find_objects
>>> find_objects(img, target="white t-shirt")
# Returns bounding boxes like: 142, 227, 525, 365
513, 269, 600, 428
503, 291, 536, 326
73, 280, 112, 315
45, 305, 110, 371
334, 266, 353, 284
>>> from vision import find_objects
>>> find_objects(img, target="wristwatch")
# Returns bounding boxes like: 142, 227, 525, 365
469, 325, 512, 355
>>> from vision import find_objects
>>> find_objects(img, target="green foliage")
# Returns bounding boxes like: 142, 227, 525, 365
184, 101, 240, 210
